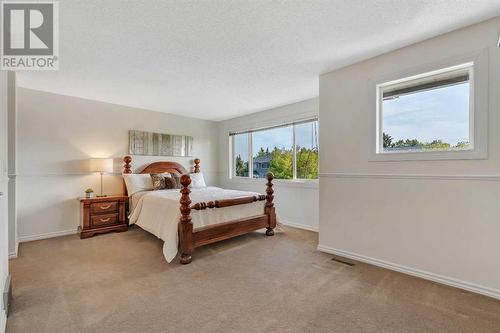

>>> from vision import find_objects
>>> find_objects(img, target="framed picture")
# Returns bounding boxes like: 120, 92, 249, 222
129, 130, 193, 157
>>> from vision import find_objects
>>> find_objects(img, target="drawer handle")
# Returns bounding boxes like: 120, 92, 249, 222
99, 217, 111, 223
99, 205, 112, 210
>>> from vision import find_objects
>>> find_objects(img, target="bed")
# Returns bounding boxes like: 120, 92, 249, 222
122, 156, 276, 264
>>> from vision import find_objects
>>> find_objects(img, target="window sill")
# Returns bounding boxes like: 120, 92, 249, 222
226, 177, 318, 189
369, 149, 488, 162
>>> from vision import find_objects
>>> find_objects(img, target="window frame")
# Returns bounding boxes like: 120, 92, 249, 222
229, 118, 319, 182
231, 131, 250, 178
369, 50, 488, 162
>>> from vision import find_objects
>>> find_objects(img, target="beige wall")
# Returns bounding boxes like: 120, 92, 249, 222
318, 17, 500, 298
217, 98, 319, 231
17, 88, 219, 241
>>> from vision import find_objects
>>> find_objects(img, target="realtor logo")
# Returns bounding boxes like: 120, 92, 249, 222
1, 1, 59, 70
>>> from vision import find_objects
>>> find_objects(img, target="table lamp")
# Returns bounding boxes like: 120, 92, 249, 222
89, 158, 113, 197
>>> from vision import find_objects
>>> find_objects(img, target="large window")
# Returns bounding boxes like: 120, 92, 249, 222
231, 119, 318, 180
378, 63, 473, 155
295, 121, 319, 179
233, 133, 249, 177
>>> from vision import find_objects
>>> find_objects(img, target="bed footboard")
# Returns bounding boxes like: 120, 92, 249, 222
178, 173, 276, 264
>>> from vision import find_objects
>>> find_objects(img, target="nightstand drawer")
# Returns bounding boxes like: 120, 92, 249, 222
90, 201, 118, 214
91, 213, 118, 228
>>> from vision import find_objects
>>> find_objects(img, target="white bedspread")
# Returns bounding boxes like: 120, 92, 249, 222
129, 186, 266, 262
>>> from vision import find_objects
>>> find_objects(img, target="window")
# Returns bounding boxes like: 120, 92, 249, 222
233, 133, 249, 177
372, 52, 488, 161
252, 126, 293, 179
378, 63, 473, 155
230, 119, 319, 180
295, 121, 319, 179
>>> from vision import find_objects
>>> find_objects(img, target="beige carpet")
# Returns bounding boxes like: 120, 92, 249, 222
7, 226, 500, 333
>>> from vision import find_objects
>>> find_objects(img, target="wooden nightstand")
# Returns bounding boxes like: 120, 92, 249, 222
78, 195, 128, 239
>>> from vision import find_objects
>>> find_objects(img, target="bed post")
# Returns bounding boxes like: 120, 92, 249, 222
194, 158, 201, 173
179, 174, 194, 264
265, 172, 276, 236
123, 156, 132, 195
123, 155, 132, 174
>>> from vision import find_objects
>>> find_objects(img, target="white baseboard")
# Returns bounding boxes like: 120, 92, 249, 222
8, 241, 19, 259
280, 220, 318, 232
0, 312, 6, 333
18, 229, 78, 243
317, 244, 500, 300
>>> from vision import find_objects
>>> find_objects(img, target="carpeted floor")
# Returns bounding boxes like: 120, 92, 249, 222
6, 226, 500, 333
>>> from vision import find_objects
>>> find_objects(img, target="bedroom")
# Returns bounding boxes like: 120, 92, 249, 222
0, 1, 500, 332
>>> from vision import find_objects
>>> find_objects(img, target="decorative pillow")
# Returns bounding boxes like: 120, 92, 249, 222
151, 174, 167, 190
164, 177, 178, 189
170, 172, 182, 189
150, 173, 173, 190
123, 174, 153, 195
190, 172, 207, 188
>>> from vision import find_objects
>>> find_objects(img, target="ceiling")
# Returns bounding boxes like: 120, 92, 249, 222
16, 0, 500, 121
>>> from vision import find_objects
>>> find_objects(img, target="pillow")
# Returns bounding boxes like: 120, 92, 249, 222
170, 173, 182, 189
190, 172, 207, 188
123, 174, 153, 195
151, 173, 173, 190
164, 177, 178, 189
151, 174, 166, 190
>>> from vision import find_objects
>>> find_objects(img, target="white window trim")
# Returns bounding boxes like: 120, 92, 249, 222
229, 118, 319, 183
369, 49, 489, 162
231, 132, 253, 179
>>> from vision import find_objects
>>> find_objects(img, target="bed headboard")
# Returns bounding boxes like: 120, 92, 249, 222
139, 161, 188, 175
122, 156, 201, 195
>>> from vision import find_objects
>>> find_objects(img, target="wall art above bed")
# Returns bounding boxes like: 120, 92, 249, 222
128, 130, 193, 157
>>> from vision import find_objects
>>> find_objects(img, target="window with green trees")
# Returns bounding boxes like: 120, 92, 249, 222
233, 133, 249, 177
231, 119, 318, 180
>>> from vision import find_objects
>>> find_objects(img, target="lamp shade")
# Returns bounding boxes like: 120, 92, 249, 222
89, 158, 113, 173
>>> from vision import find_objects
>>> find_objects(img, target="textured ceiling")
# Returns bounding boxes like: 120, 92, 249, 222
16, 0, 500, 121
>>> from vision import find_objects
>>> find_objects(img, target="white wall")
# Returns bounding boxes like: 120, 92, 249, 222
0, 71, 10, 332
7, 72, 17, 258
318, 17, 500, 298
217, 98, 319, 231
17, 88, 219, 241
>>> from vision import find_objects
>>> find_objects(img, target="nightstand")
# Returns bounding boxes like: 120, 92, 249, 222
78, 195, 128, 239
